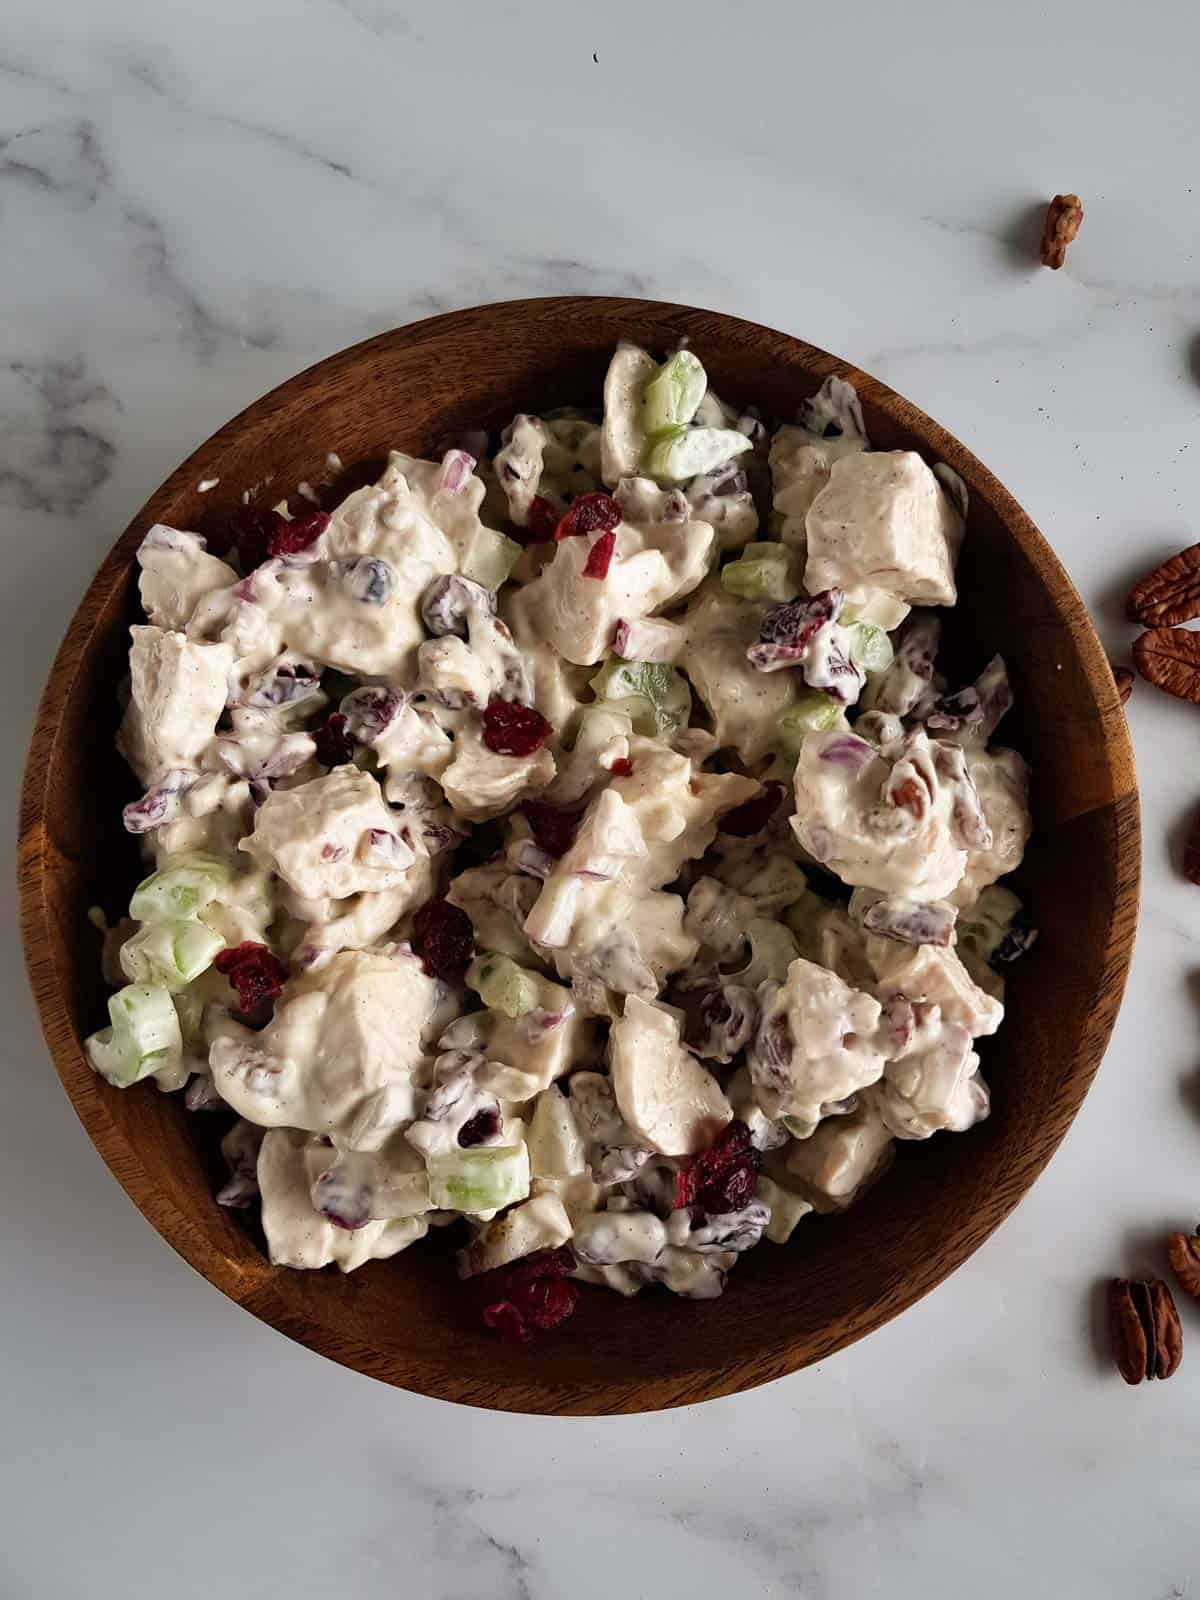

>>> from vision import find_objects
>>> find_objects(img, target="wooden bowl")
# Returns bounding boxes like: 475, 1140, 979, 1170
18, 298, 1139, 1414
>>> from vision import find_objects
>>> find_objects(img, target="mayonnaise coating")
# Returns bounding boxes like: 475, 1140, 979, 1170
806, 450, 962, 610
94, 345, 1032, 1314
749, 957, 886, 1132
209, 947, 438, 1146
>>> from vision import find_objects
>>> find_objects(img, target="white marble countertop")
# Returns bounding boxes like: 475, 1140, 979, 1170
4, 1, 1199, 1594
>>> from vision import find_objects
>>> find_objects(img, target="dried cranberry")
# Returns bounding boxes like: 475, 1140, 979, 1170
717, 780, 786, 837
483, 1241, 579, 1344
609, 757, 634, 777
519, 800, 580, 858
482, 1247, 580, 1340
412, 898, 475, 978
268, 509, 329, 557
458, 1106, 502, 1147
746, 590, 842, 672
481, 697, 552, 756
525, 495, 561, 543
506, 1245, 576, 1288
673, 1120, 759, 1214
686, 983, 757, 1063
553, 492, 621, 542
582, 528, 617, 580
702, 1160, 758, 1214
228, 506, 285, 572
512, 1274, 579, 1331
482, 1300, 530, 1342
214, 941, 287, 1019
313, 712, 355, 767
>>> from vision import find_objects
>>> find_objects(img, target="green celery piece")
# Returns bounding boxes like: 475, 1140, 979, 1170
721, 544, 796, 602
573, 705, 635, 753
174, 985, 206, 1047
119, 918, 225, 992
426, 1144, 531, 1213
781, 1113, 818, 1139
86, 984, 183, 1088
775, 693, 843, 757
466, 955, 540, 1019
129, 853, 230, 923
848, 622, 894, 674
642, 351, 707, 434
737, 918, 801, 988
643, 426, 752, 486
461, 527, 522, 590
588, 657, 691, 738
958, 886, 1024, 962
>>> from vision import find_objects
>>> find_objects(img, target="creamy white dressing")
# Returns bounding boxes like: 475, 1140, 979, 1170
96, 343, 1033, 1320
805, 450, 962, 610
681, 581, 797, 763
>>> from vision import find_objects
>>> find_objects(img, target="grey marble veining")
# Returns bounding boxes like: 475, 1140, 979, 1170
4, 1, 1200, 1595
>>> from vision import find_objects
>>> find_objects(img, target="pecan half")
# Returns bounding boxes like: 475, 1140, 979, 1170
1127, 544, 1200, 627
1133, 627, 1200, 703
1040, 193, 1083, 269
1185, 813, 1200, 886
1111, 665, 1134, 705
1168, 1231, 1200, 1301
1109, 1278, 1182, 1384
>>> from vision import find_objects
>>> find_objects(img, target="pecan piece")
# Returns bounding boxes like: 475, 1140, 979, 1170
1109, 1278, 1182, 1384
1040, 193, 1083, 269
1133, 627, 1200, 703
1127, 543, 1200, 627
1185, 813, 1200, 887
1111, 664, 1134, 705
1168, 1231, 1200, 1301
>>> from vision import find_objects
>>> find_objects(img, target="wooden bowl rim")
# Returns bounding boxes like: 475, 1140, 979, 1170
18, 296, 1140, 1413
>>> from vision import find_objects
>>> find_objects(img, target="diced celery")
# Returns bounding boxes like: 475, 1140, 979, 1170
958, 886, 1024, 963
781, 1114, 818, 1140
573, 705, 635, 752
841, 591, 911, 631
774, 692, 844, 757
119, 918, 225, 992
608, 695, 684, 739
86, 984, 183, 1088
588, 657, 691, 738
642, 351, 707, 434
129, 852, 230, 923
85, 1028, 141, 1087
461, 526, 522, 591
738, 918, 801, 987
757, 1174, 813, 1243
174, 985, 206, 1047
643, 425, 753, 486
200, 870, 275, 945
110, 984, 182, 1056
466, 954, 540, 1019
426, 1143, 531, 1213
847, 622, 894, 674
721, 543, 796, 602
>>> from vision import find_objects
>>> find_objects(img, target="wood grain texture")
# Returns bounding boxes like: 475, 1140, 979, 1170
17, 297, 1140, 1414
